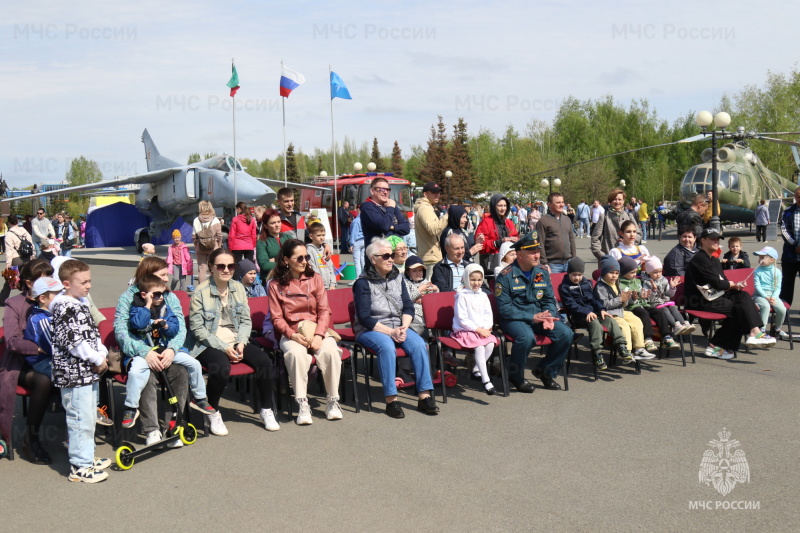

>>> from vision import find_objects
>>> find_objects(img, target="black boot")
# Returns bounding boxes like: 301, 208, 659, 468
23, 439, 52, 465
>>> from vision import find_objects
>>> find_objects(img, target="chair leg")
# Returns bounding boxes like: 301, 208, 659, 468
500, 340, 510, 397
786, 310, 794, 350
437, 339, 447, 404
364, 349, 373, 412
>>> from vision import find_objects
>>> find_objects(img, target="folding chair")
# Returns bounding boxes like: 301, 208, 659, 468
421, 291, 503, 397
172, 290, 191, 319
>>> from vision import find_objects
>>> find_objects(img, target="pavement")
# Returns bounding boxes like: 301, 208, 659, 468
1, 226, 798, 532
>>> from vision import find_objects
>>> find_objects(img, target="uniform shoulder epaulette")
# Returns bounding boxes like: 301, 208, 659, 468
499, 264, 513, 276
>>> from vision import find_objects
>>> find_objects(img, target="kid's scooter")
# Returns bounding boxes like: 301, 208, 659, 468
114, 370, 198, 470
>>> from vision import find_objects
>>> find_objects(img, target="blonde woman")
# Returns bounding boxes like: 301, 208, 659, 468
192, 200, 222, 283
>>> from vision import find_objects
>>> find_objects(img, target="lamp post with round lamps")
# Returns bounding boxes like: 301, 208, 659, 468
444, 170, 453, 204
367, 162, 377, 172
695, 110, 731, 232
353, 162, 363, 173
540, 175, 561, 196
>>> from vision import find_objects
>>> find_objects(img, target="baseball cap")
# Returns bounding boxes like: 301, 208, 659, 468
422, 182, 442, 193
31, 277, 64, 298
698, 228, 724, 240
754, 246, 778, 260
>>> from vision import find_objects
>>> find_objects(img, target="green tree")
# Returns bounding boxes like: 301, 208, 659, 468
391, 141, 404, 178
371, 138, 383, 172
285, 143, 299, 181
418, 116, 451, 199
64, 156, 103, 217
449, 118, 477, 202
187, 153, 201, 164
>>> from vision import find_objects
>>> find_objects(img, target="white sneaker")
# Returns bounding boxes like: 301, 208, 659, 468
93, 457, 112, 470
296, 399, 313, 426
326, 398, 343, 421
166, 433, 184, 448
746, 334, 776, 347
69, 465, 109, 483
776, 330, 791, 341
260, 408, 280, 432
705, 346, 715, 357
145, 430, 161, 447
207, 412, 229, 436
718, 349, 735, 360
634, 348, 655, 360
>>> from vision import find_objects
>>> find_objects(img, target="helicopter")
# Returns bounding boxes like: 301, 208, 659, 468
1, 129, 325, 247
527, 123, 800, 224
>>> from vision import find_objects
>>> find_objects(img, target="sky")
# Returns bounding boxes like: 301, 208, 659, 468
1, 0, 798, 187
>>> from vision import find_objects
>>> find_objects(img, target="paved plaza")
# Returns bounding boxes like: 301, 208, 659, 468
1, 228, 798, 532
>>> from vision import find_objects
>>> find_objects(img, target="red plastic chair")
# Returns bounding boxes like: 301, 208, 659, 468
172, 290, 191, 318
422, 291, 502, 397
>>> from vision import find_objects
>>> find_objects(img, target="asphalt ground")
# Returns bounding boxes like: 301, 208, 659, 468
1, 226, 798, 532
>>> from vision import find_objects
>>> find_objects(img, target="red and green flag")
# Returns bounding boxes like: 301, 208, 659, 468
227, 63, 240, 97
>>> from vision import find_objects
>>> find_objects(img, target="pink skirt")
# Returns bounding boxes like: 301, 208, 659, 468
450, 330, 498, 348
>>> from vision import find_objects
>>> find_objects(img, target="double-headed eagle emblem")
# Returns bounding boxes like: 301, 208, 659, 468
699, 428, 750, 496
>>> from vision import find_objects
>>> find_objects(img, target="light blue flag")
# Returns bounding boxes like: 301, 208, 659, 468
330, 71, 352, 100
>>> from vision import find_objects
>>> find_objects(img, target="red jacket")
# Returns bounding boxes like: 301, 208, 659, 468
268, 272, 331, 341
167, 242, 193, 276
475, 214, 518, 255
229, 214, 257, 251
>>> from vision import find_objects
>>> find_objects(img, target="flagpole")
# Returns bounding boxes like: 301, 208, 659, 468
232, 58, 238, 206
329, 65, 340, 253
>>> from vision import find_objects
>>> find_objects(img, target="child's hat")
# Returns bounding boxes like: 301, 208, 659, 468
619, 256, 638, 277
172, 229, 182, 239
600, 255, 620, 277
234, 259, 257, 281
50, 256, 70, 277
498, 241, 515, 262
405, 255, 425, 271
460, 263, 484, 288
754, 246, 778, 260
567, 257, 585, 275
31, 277, 64, 298
644, 256, 663, 274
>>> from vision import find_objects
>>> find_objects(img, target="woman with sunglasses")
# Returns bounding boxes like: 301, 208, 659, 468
268, 239, 343, 425
353, 237, 439, 419
113, 256, 191, 447
188, 248, 278, 434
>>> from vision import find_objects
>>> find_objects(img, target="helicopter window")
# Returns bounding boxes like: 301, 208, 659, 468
728, 171, 740, 192
692, 167, 708, 184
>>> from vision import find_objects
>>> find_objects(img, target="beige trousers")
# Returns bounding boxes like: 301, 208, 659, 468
613, 311, 645, 349
280, 336, 342, 400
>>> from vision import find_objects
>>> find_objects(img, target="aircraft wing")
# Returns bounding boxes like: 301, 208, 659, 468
1, 168, 178, 203
256, 178, 328, 191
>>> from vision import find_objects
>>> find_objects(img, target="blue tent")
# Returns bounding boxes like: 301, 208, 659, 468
85, 203, 191, 247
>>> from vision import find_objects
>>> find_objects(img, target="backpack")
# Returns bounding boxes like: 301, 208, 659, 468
15, 231, 33, 259
195, 221, 217, 253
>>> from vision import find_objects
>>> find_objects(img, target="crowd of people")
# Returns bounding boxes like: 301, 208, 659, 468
0, 180, 795, 484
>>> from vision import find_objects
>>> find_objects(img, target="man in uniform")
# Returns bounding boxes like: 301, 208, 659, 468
495, 231, 573, 391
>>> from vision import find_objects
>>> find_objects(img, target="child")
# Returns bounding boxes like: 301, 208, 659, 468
23, 277, 64, 376
721, 236, 750, 270
593, 255, 646, 364
402, 255, 438, 336
38, 240, 57, 262
642, 256, 695, 341
559, 257, 628, 370
121, 275, 216, 441
167, 229, 193, 291
451, 264, 498, 394
140, 242, 156, 262
753, 246, 789, 340
49, 259, 111, 483
235, 259, 266, 297
617, 256, 659, 358
494, 241, 516, 278
609, 220, 651, 266
306, 222, 336, 289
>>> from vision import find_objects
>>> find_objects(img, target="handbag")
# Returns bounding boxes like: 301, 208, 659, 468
297, 320, 341, 342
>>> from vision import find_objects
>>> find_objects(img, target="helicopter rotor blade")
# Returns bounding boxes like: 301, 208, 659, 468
754, 132, 800, 136
528, 136, 708, 178
792, 146, 800, 170
755, 136, 800, 148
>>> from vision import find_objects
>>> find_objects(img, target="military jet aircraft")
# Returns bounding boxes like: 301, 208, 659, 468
2, 129, 324, 247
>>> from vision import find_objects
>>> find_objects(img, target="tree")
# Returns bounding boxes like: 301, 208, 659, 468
418, 116, 451, 199
391, 141, 404, 178
64, 156, 103, 217
371, 138, 383, 172
285, 143, 299, 181
187, 153, 201, 164
449, 118, 477, 202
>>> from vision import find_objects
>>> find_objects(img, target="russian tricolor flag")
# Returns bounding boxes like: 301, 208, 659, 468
280, 66, 305, 97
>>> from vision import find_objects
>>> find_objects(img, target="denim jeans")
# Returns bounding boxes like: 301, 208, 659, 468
61, 381, 99, 468
548, 262, 569, 274
578, 218, 590, 237
61, 248, 72, 258
353, 240, 365, 278
358, 328, 433, 397
640, 221, 648, 241
125, 350, 206, 408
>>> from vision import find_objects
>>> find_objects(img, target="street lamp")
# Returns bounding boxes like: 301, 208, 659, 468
367, 162, 377, 172
540, 175, 561, 195
319, 170, 327, 178
353, 162, 363, 173
695, 110, 731, 232
620, 179, 626, 188
444, 170, 453, 204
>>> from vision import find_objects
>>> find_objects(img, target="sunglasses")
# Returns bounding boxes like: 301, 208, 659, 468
215, 263, 236, 272
150, 291, 168, 299
373, 253, 393, 261
372, 187, 390, 193
37, 212, 44, 215
294, 254, 312, 263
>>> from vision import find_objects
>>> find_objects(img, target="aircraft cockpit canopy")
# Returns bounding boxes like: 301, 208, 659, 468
208, 155, 244, 172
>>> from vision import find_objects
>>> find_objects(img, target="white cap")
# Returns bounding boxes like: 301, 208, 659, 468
31, 277, 64, 298
51, 256, 71, 278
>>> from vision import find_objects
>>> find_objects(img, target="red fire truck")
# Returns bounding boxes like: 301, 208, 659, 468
299, 173, 413, 236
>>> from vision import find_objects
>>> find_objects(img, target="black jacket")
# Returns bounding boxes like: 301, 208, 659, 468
685, 250, 729, 309
722, 250, 750, 270
663, 244, 698, 277
559, 277, 602, 320
431, 257, 471, 293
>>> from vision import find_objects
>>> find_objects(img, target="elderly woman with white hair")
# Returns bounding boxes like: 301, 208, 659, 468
353, 237, 438, 419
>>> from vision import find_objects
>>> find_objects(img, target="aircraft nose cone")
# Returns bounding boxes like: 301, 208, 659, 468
237, 173, 276, 205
